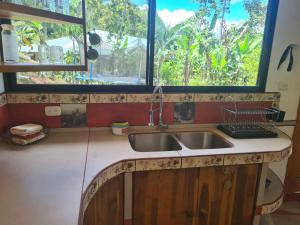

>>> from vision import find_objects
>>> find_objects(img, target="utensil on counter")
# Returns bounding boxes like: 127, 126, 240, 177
111, 122, 129, 136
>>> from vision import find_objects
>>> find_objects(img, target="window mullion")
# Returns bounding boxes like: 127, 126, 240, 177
147, 0, 156, 88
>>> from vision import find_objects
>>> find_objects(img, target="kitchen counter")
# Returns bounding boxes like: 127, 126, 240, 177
0, 129, 89, 225
0, 126, 292, 225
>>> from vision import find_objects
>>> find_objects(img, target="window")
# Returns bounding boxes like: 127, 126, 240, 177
154, 0, 271, 87
14, 0, 149, 86
4, 0, 279, 92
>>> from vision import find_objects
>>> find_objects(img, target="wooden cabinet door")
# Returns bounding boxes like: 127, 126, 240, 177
133, 165, 259, 225
83, 174, 124, 225
197, 165, 259, 225
133, 169, 199, 225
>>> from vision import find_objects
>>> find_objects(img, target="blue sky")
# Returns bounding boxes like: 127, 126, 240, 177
133, 0, 268, 22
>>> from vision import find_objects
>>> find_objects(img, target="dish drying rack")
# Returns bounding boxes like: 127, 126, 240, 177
217, 97, 278, 139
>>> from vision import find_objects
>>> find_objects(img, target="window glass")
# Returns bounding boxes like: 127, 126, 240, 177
154, 0, 268, 86
16, 0, 149, 85
13, 0, 273, 89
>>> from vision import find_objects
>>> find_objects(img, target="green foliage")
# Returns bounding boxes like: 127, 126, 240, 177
155, 0, 268, 86
15, 0, 267, 86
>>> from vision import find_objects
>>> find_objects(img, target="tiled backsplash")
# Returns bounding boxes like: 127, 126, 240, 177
0, 92, 280, 134
6, 92, 280, 104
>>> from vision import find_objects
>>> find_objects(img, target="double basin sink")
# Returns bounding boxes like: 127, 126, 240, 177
128, 131, 233, 152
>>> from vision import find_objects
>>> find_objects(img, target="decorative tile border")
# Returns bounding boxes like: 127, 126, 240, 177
100, 161, 136, 184
7, 93, 49, 103
263, 151, 283, 163
194, 93, 280, 103
82, 178, 99, 213
281, 147, 293, 160
182, 155, 224, 168
261, 196, 284, 215
224, 153, 263, 165
6, 92, 280, 104
195, 93, 232, 102
256, 193, 284, 215
90, 94, 127, 103
124, 93, 194, 103
165, 93, 194, 102
126, 94, 160, 103
0, 93, 7, 107
49, 94, 89, 104
136, 158, 181, 171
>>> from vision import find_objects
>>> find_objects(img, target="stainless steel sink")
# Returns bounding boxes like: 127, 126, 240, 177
128, 133, 182, 152
176, 132, 233, 149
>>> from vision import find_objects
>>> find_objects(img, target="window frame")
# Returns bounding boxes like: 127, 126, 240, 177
3, 0, 279, 93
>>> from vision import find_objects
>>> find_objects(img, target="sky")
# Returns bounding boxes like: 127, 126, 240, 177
133, 0, 268, 27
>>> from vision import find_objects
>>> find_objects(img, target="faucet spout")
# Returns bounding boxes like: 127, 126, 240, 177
148, 86, 168, 129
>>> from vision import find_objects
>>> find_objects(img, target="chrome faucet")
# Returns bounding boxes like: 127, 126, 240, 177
148, 86, 168, 129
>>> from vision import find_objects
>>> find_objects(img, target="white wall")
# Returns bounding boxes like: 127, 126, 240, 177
266, 0, 300, 119
0, 73, 4, 93
266, 0, 300, 182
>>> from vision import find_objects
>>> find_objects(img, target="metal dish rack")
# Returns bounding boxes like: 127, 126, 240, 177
217, 96, 278, 139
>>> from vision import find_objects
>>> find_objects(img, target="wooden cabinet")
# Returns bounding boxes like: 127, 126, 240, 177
83, 174, 124, 225
133, 165, 259, 225
133, 169, 199, 225
82, 164, 260, 225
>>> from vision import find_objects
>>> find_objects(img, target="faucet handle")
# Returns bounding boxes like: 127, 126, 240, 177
148, 122, 155, 127
158, 123, 168, 129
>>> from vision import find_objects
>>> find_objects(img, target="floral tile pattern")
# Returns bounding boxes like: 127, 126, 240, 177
224, 153, 263, 165
261, 196, 284, 215
6, 92, 281, 105
127, 94, 158, 103
90, 94, 127, 103
104, 161, 136, 182
136, 158, 181, 171
89, 161, 136, 194
195, 93, 249, 102
237, 93, 256, 101
281, 147, 293, 160
194, 93, 280, 103
0, 93, 7, 107
263, 151, 283, 163
7, 93, 49, 103
182, 155, 224, 168
256, 93, 281, 102
49, 94, 89, 104
82, 178, 99, 213
165, 93, 194, 102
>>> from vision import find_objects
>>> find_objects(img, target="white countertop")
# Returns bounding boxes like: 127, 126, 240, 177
0, 129, 88, 225
0, 126, 292, 225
